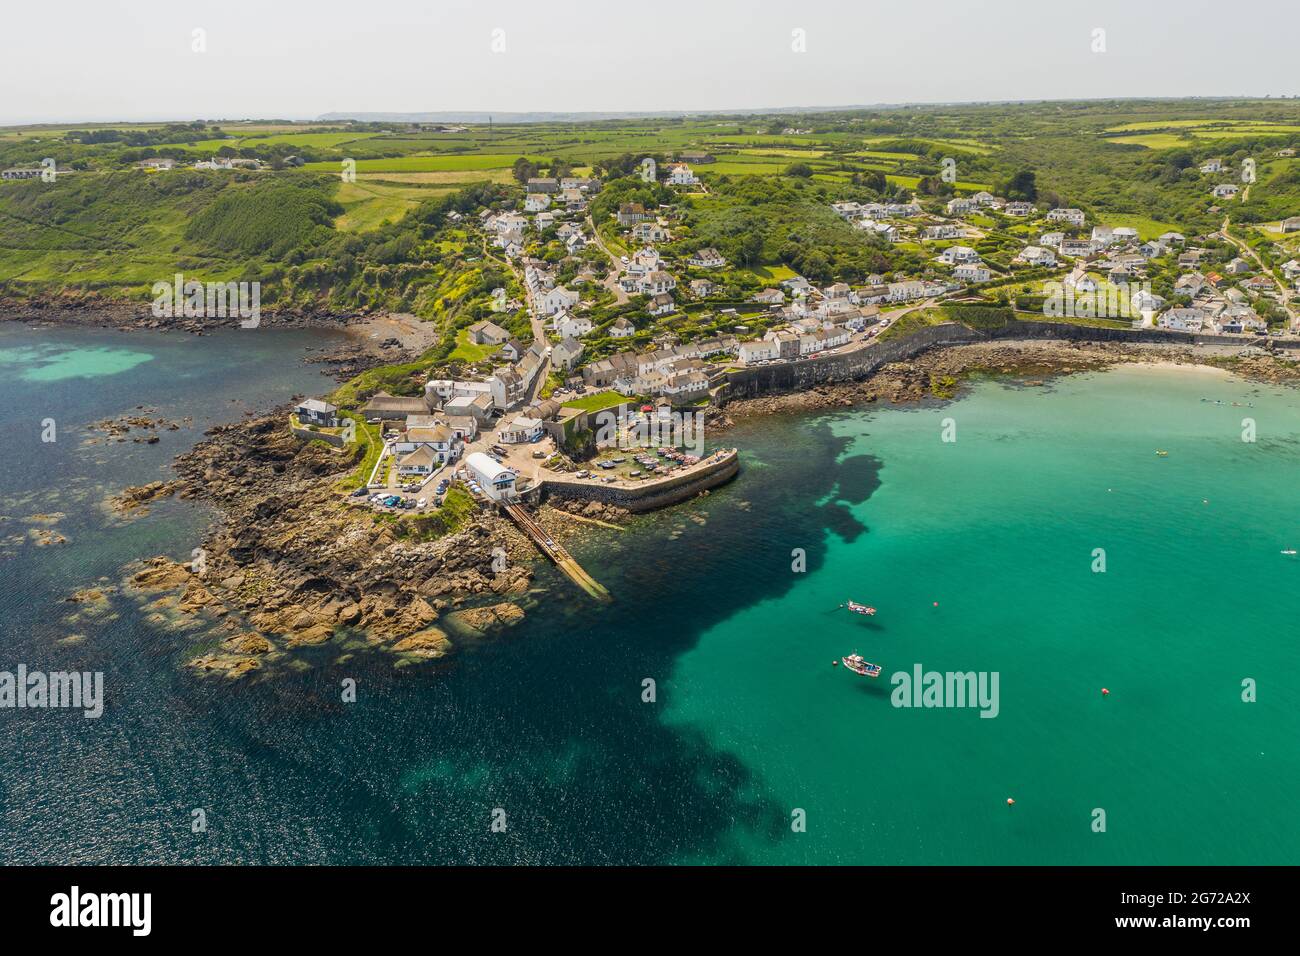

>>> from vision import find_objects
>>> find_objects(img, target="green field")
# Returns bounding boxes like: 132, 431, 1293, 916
1104, 119, 1264, 132
1105, 119, 1300, 149
562, 391, 631, 412
236, 131, 387, 148
740, 263, 799, 282
735, 147, 828, 158
1093, 211, 1184, 240
1189, 127, 1300, 139
1104, 133, 1191, 150
303, 154, 528, 173
334, 180, 459, 232
887, 174, 993, 192
864, 136, 994, 155
705, 160, 789, 176
448, 328, 498, 363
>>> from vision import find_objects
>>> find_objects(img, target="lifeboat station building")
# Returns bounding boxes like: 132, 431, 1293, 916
465, 452, 517, 501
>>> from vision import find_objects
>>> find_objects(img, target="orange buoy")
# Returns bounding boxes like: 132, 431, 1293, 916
932, 601, 939, 607
1101, 688, 1109, 696
1006, 798, 1015, 806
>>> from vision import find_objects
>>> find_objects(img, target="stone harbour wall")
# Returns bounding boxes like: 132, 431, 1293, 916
720, 320, 1294, 401
541, 449, 740, 513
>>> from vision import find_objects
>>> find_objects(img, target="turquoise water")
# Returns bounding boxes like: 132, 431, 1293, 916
2, 324, 1297, 864
663, 365, 1300, 864
0, 343, 155, 381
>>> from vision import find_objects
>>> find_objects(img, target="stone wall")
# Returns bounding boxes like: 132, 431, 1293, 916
995, 319, 1297, 350
541, 449, 739, 513
722, 323, 982, 399
290, 424, 349, 447
721, 320, 1293, 401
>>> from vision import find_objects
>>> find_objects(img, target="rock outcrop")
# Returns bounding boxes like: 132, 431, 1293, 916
117, 408, 532, 677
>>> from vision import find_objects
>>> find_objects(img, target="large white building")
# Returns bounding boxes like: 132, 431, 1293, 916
666, 163, 699, 186
465, 452, 517, 501
426, 379, 492, 406
940, 245, 979, 264
500, 417, 544, 443
553, 311, 593, 339
540, 286, 580, 315
738, 340, 778, 364
1047, 207, 1085, 226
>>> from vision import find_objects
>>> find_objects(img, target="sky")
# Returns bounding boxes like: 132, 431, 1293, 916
1, 0, 1297, 125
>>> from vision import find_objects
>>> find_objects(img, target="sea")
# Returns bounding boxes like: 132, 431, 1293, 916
1, 320, 1297, 864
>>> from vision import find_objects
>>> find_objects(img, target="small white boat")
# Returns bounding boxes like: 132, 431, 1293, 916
1282, 549, 1296, 556
841, 653, 882, 678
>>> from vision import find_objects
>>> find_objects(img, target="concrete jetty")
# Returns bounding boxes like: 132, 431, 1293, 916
501, 501, 612, 602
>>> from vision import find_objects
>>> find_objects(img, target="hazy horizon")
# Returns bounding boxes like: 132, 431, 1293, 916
2, 0, 1297, 126
7, 96, 1297, 130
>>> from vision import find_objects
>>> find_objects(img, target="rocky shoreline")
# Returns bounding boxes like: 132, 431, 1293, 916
0, 297, 358, 331
100, 401, 641, 680
106, 408, 547, 679
718, 339, 1300, 421
1, 300, 417, 377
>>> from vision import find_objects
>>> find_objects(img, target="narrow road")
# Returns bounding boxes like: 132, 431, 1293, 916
1221, 212, 1298, 329
506, 259, 553, 398
479, 224, 556, 404
526, 354, 551, 404
586, 215, 630, 304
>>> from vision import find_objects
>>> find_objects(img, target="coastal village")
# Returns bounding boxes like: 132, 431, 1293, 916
283, 147, 1300, 563
8, 108, 1300, 669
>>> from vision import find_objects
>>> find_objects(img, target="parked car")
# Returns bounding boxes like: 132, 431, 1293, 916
417, 498, 426, 508
351, 487, 369, 498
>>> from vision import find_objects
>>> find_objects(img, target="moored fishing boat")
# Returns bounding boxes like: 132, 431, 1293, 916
841, 653, 882, 678
843, 600, 877, 616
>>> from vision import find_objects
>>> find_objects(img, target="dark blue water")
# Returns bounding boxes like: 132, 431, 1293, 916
0, 322, 846, 864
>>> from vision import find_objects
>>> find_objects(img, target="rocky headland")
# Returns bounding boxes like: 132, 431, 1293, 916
108, 409, 538, 679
